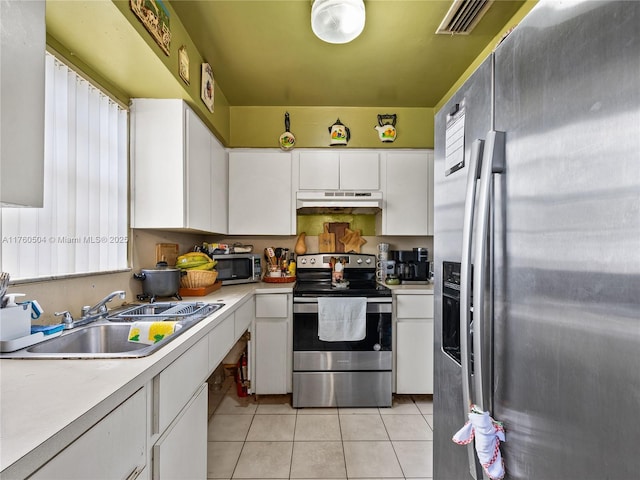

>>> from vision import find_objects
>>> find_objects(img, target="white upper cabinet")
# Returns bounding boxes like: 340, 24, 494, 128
1, 0, 45, 207
130, 99, 228, 234
381, 150, 434, 236
228, 150, 294, 235
298, 151, 379, 191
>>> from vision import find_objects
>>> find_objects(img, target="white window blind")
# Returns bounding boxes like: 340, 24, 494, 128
0, 53, 128, 280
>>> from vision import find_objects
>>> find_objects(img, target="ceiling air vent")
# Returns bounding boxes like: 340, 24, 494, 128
436, 0, 494, 35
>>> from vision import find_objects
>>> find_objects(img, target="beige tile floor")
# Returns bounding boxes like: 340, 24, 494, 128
207, 383, 434, 479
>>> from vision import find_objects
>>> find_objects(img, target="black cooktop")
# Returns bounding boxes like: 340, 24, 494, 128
293, 281, 391, 297
294, 253, 391, 298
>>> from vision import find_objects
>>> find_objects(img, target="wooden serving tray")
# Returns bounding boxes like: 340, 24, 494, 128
262, 275, 296, 283
178, 281, 222, 297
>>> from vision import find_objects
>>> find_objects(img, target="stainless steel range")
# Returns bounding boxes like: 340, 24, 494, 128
292, 253, 392, 408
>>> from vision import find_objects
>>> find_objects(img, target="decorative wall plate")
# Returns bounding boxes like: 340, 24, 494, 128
178, 46, 189, 85
201, 63, 214, 113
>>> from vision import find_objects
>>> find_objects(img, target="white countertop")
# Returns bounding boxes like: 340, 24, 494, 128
0, 282, 292, 477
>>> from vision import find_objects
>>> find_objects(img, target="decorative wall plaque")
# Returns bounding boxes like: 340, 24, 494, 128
201, 63, 214, 113
178, 46, 189, 85
130, 0, 171, 56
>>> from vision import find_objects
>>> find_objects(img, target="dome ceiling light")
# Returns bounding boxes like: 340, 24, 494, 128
311, 0, 366, 44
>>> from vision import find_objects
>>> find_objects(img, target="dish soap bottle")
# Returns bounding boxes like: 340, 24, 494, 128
287, 253, 296, 277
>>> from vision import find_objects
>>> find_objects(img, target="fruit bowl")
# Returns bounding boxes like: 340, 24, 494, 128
181, 270, 218, 288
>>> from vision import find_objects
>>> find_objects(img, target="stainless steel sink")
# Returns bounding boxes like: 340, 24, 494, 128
1, 302, 224, 359
26, 324, 152, 357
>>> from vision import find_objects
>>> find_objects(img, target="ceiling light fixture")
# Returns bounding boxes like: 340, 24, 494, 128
311, 0, 366, 44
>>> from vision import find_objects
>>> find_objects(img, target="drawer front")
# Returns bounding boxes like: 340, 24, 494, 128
156, 337, 208, 434
153, 384, 207, 480
234, 297, 254, 339
256, 294, 289, 318
30, 388, 147, 479
396, 294, 434, 319
209, 313, 235, 370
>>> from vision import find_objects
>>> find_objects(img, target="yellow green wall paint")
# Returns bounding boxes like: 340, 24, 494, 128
109, 0, 231, 143
230, 106, 434, 149
296, 215, 377, 236
46, 0, 231, 144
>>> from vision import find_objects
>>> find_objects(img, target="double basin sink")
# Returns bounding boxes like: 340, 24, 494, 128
2, 302, 224, 359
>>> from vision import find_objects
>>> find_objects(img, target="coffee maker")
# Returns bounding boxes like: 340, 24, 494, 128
390, 248, 430, 284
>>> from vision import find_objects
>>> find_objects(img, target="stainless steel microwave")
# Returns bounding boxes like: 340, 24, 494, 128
210, 253, 262, 285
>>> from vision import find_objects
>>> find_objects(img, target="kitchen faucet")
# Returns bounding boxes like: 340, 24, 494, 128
55, 290, 126, 330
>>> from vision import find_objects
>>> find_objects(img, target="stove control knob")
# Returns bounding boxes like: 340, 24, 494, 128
357, 258, 363, 264
365, 258, 372, 264
310, 258, 316, 264
300, 258, 307, 265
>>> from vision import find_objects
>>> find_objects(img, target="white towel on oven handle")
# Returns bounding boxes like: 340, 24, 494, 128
317, 297, 367, 342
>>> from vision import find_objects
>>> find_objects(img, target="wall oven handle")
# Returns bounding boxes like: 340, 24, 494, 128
460, 138, 484, 480
473, 129, 505, 416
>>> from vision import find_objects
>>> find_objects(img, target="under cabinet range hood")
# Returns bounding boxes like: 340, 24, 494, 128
296, 191, 383, 214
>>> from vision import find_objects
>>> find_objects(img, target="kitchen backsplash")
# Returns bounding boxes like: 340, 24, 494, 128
5, 229, 433, 324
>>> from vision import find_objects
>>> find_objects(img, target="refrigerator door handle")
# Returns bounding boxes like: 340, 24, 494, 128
473, 130, 505, 413
460, 138, 484, 480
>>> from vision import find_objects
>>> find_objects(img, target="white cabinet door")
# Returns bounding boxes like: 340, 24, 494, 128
254, 294, 291, 394
234, 297, 255, 340
383, 150, 434, 235
396, 319, 434, 394
30, 388, 147, 480
209, 312, 235, 371
1, 0, 45, 207
210, 133, 229, 234
395, 293, 434, 394
186, 108, 214, 232
228, 151, 293, 235
339, 152, 380, 190
299, 151, 340, 190
298, 151, 379, 191
153, 383, 208, 480
156, 337, 209, 434
254, 318, 288, 394
131, 99, 225, 233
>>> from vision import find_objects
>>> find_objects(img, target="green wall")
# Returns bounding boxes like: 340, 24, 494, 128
230, 106, 434, 149
45, 0, 537, 149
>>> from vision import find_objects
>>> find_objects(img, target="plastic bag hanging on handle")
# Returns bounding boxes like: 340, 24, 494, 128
453, 405, 506, 480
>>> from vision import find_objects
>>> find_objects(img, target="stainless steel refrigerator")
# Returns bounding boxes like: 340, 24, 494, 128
433, 1, 640, 479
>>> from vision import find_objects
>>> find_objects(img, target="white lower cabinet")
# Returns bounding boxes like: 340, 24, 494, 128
208, 312, 235, 370
153, 383, 208, 480
155, 337, 209, 434
395, 293, 434, 394
29, 388, 147, 480
254, 293, 292, 394
234, 297, 254, 340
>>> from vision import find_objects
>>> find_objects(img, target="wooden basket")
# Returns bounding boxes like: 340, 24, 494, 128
181, 270, 218, 288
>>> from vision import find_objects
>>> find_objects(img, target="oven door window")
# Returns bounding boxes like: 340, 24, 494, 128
294, 308, 391, 352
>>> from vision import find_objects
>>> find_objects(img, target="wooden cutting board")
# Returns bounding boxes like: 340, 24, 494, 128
339, 228, 367, 253
327, 222, 350, 253
155, 243, 179, 265
318, 223, 336, 253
